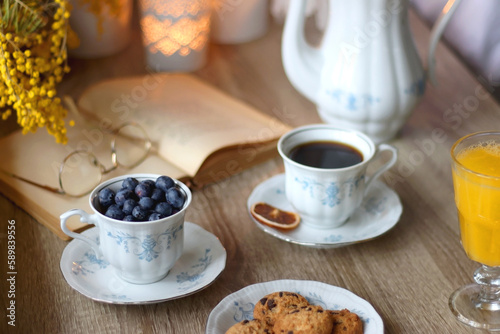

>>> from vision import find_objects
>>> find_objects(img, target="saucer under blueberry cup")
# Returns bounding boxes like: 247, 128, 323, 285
60, 173, 227, 302
60, 222, 227, 304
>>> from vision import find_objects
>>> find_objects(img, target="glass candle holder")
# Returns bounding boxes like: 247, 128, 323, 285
139, 0, 211, 72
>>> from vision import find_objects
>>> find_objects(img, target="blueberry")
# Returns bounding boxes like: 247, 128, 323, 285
98, 188, 115, 208
122, 199, 137, 215
122, 177, 139, 191
166, 187, 185, 209
105, 204, 125, 220
148, 212, 162, 221
156, 176, 175, 192
132, 205, 148, 221
115, 189, 135, 206
155, 202, 173, 217
135, 181, 153, 198
123, 215, 136, 222
151, 188, 165, 202
138, 197, 155, 211
143, 179, 156, 189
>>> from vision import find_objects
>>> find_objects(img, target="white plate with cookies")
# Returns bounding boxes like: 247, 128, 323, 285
205, 279, 383, 333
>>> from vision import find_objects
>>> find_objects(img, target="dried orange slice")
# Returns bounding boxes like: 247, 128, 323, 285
250, 202, 300, 230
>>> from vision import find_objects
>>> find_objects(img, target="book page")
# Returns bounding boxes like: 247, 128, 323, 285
77, 73, 291, 177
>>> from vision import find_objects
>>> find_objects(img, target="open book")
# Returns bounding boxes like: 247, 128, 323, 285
0, 73, 291, 239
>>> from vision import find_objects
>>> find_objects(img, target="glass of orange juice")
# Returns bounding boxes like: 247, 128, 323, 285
450, 131, 500, 330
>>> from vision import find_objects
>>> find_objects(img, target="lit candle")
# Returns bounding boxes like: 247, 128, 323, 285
139, 0, 211, 72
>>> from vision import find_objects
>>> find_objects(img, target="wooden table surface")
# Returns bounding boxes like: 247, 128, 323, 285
1, 7, 499, 334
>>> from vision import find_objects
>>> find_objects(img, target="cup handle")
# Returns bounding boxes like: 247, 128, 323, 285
60, 209, 102, 257
364, 144, 398, 195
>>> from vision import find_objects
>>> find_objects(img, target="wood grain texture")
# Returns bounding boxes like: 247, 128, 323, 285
1, 8, 498, 334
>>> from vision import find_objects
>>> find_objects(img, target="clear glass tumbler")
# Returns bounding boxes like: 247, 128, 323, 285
450, 131, 500, 330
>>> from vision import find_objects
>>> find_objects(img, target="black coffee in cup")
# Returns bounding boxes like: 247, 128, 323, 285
288, 141, 363, 169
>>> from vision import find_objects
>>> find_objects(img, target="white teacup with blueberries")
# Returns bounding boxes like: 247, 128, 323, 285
60, 174, 192, 284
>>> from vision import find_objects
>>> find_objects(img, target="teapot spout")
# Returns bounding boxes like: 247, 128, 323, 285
282, 0, 322, 102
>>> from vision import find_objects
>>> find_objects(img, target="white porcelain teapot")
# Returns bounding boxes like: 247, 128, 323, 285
282, 0, 462, 142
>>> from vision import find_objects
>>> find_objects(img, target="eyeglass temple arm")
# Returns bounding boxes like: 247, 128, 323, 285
0, 169, 65, 195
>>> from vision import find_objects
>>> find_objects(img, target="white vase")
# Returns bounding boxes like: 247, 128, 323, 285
69, 0, 133, 58
211, 0, 269, 44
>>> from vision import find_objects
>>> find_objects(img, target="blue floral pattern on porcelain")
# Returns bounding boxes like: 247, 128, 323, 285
323, 77, 423, 116
363, 196, 387, 215
294, 175, 364, 207
324, 234, 343, 243
176, 248, 213, 291
102, 294, 131, 301
72, 250, 109, 276
231, 301, 255, 322
326, 89, 381, 112
302, 291, 327, 309
106, 223, 183, 262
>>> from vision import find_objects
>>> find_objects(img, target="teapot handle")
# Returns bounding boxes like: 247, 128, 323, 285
428, 0, 464, 86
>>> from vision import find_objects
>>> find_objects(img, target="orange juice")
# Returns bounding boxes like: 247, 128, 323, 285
453, 141, 500, 267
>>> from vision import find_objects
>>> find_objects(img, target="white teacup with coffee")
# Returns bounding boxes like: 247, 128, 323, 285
278, 125, 397, 229
60, 174, 192, 284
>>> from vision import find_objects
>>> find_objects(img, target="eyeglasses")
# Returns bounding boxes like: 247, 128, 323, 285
2, 122, 151, 197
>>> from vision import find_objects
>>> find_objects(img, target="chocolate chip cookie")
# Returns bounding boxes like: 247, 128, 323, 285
253, 291, 310, 326
273, 305, 333, 334
328, 309, 363, 334
225, 319, 272, 334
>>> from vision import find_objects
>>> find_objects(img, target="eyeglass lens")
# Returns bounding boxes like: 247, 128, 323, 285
113, 123, 150, 168
59, 151, 103, 197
